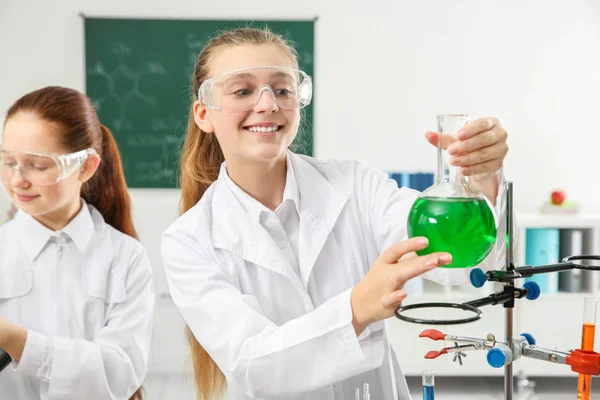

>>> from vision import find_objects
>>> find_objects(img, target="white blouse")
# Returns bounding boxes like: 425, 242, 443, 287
0, 202, 154, 399
222, 155, 302, 278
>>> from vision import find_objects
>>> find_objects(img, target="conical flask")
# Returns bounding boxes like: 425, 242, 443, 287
407, 114, 498, 268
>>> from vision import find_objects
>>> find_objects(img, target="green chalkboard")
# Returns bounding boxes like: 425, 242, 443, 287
84, 18, 315, 188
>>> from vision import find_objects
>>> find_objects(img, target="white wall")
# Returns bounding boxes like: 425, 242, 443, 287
0, 193, 9, 224
1, 0, 600, 374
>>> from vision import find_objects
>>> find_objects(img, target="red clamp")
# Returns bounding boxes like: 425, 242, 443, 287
566, 349, 600, 375
419, 329, 488, 361
424, 348, 449, 359
420, 329, 453, 359
419, 329, 447, 341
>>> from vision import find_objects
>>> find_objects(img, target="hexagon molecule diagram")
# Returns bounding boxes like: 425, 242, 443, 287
87, 43, 166, 131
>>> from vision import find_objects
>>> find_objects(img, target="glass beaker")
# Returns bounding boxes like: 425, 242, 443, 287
407, 114, 498, 268
516, 370, 539, 400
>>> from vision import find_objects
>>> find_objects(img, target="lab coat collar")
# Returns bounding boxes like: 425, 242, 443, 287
62, 201, 95, 254
211, 151, 348, 287
283, 153, 301, 216
290, 151, 349, 287
14, 199, 95, 260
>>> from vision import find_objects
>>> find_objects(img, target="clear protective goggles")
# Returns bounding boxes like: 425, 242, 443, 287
198, 66, 313, 112
0, 146, 97, 186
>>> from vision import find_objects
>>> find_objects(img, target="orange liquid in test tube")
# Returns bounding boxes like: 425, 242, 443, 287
578, 323, 595, 399
577, 297, 598, 400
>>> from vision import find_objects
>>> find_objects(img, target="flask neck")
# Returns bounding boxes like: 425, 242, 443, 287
435, 114, 470, 187
437, 144, 463, 185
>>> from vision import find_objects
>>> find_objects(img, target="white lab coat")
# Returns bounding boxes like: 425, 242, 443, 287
161, 152, 508, 400
0, 202, 154, 399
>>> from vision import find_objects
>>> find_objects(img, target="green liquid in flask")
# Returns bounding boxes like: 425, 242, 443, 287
407, 196, 497, 268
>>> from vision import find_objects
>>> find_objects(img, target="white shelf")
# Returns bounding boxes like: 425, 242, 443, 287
516, 212, 600, 229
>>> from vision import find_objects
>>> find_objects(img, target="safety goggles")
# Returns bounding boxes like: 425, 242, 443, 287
198, 66, 313, 112
0, 146, 97, 186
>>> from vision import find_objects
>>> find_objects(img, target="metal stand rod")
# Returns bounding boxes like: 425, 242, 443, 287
505, 308, 513, 399
505, 181, 514, 400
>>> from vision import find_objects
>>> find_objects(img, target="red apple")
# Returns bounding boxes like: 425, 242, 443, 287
551, 190, 566, 205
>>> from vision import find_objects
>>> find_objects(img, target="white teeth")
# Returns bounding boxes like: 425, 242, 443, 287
247, 126, 279, 133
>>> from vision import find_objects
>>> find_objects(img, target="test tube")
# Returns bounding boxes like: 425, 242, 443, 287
363, 383, 370, 400
423, 369, 435, 400
581, 297, 597, 350
578, 296, 598, 400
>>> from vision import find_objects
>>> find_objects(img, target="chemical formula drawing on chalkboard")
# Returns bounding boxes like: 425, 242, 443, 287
87, 43, 166, 132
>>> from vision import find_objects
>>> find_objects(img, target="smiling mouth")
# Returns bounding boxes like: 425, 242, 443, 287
244, 125, 283, 133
